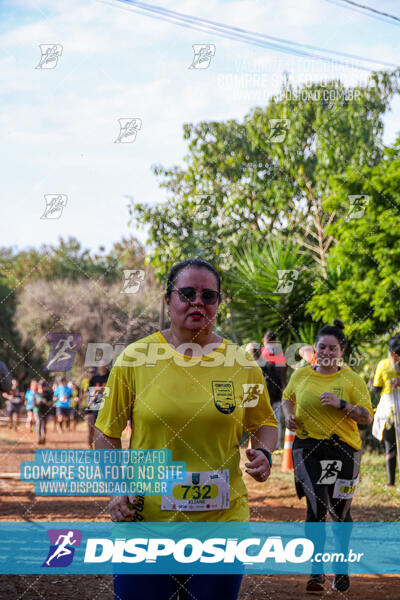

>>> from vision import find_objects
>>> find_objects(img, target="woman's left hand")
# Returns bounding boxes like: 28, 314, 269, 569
245, 448, 271, 482
320, 392, 340, 409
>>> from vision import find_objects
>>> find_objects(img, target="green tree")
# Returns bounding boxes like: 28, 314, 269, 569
0, 236, 150, 378
307, 138, 400, 342
226, 237, 319, 346
131, 71, 400, 282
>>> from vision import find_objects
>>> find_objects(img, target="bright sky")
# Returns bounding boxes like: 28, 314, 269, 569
1, 0, 399, 253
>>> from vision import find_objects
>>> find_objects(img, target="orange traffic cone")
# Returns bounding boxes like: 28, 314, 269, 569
281, 428, 295, 472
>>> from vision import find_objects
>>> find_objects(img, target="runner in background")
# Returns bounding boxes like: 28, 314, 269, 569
261, 330, 287, 388
48, 380, 58, 432
25, 379, 38, 432
282, 319, 373, 593
53, 376, 72, 433
85, 362, 109, 449
3, 378, 23, 430
34, 379, 53, 445
246, 341, 283, 449
68, 381, 80, 431
79, 367, 96, 429
372, 335, 400, 487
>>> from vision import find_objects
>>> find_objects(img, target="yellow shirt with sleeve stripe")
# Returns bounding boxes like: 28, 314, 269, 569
282, 365, 373, 450
373, 358, 397, 396
95, 331, 278, 522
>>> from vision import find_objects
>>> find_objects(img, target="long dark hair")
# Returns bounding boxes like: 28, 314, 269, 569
315, 319, 347, 350
165, 258, 221, 299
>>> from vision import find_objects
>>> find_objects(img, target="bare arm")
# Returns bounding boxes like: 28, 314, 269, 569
320, 393, 373, 425
249, 425, 278, 453
94, 427, 137, 521
245, 425, 278, 483
342, 402, 372, 425
282, 398, 298, 431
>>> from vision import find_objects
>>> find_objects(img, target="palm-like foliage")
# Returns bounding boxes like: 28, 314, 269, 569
225, 236, 321, 346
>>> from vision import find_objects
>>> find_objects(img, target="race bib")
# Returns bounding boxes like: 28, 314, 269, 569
333, 476, 359, 499
161, 470, 230, 511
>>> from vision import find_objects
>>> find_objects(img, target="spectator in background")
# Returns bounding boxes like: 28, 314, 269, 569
68, 381, 80, 431
261, 331, 287, 388
53, 376, 72, 433
4, 378, 23, 430
85, 361, 109, 449
25, 379, 38, 432
372, 335, 400, 487
34, 379, 53, 445
79, 367, 96, 414
246, 341, 283, 449
48, 381, 58, 432
299, 344, 317, 367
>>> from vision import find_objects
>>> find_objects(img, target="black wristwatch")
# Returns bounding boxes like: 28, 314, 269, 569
256, 448, 272, 467
339, 399, 347, 411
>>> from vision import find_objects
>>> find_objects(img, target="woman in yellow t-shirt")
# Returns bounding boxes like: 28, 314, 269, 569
94, 257, 278, 600
372, 335, 400, 487
282, 319, 373, 594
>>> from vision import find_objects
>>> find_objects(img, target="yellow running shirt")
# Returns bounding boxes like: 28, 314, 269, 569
282, 365, 373, 450
96, 331, 278, 522
373, 358, 397, 396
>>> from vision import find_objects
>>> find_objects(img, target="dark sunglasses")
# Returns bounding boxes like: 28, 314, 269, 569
172, 287, 220, 305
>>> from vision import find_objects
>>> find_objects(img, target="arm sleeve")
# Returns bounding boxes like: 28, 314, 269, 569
373, 361, 384, 388
349, 375, 374, 417
95, 358, 134, 439
243, 366, 278, 433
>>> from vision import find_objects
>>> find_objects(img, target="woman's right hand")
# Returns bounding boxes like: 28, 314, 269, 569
284, 414, 298, 431
391, 377, 400, 389
110, 495, 137, 522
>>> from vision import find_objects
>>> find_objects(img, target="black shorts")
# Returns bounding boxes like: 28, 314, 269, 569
56, 407, 71, 418
292, 435, 361, 522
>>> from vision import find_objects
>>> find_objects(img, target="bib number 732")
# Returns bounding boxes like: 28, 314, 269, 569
173, 484, 218, 500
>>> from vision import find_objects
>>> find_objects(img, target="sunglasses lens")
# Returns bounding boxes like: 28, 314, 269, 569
178, 287, 196, 302
202, 290, 219, 304
176, 288, 220, 304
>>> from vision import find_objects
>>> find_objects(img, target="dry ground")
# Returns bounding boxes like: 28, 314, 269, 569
0, 422, 399, 599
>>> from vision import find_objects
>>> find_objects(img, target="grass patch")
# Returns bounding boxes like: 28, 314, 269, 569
241, 448, 400, 520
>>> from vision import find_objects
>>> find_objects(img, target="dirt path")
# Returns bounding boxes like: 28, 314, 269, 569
1, 425, 400, 599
